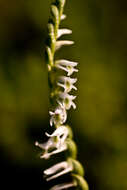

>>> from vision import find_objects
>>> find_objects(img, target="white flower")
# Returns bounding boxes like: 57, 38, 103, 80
40, 143, 67, 159
35, 126, 69, 159
49, 103, 67, 127
57, 29, 72, 39
57, 76, 77, 93
55, 59, 78, 76
55, 40, 74, 51
46, 125, 69, 147
50, 182, 76, 190
59, 93, 76, 110
44, 161, 73, 181
35, 138, 56, 159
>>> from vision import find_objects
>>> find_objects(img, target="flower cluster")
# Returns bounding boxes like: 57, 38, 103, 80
35, 0, 89, 190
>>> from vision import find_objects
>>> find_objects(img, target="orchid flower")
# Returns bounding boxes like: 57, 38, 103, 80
55, 59, 78, 76
57, 76, 77, 93
49, 103, 67, 127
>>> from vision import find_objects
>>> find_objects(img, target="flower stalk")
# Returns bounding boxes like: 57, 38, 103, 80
36, 0, 89, 189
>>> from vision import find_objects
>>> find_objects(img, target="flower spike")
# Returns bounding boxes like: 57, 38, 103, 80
35, 0, 89, 189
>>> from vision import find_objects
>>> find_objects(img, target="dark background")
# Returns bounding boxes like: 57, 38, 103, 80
0, 0, 127, 189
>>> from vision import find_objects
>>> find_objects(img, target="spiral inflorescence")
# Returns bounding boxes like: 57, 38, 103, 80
35, 0, 89, 189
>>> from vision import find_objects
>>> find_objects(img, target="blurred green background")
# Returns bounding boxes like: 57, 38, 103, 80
0, 0, 127, 189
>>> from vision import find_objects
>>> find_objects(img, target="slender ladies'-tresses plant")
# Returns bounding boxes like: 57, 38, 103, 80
35, 0, 89, 189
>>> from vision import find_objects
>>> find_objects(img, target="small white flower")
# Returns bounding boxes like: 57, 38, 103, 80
55, 59, 78, 76
44, 161, 73, 181
46, 125, 69, 147
59, 93, 76, 110
49, 104, 67, 127
35, 139, 55, 159
57, 76, 77, 93
50, 182, 77, 190
35, 126, 69, 159
57, 29, 72, 39
55, 40, 74, 51
41, 143, 67, 159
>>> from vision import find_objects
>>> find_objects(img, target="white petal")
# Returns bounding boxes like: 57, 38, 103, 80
71, 101, 76, 109
35, 138, 54, 150
55, 41, 74, 51
46, 166, 73, 181
40, 152, 50, 159
44, 161, 68, 175
41, 144, 67, 159
57, 100, 64, 108
47, 168, 71, 181
67, 68, 78, 76
57, 29, 72, 39
61, 14, 66, 21
60, 93, 76, 100
70, 78, 77, 84
57, 82, 65, 88
35, 141, 39, 146
35, 141, 47, 150
45, 163, 73, 181
50, 182, 76, 190
50, 117, 54, 126
55, 59, 78, 67
56, 65, 69, 72
71, 85, 77, 91
59, 76, 77, 84
46, 126, 68, 138
49, 111, 54, 115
